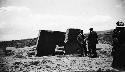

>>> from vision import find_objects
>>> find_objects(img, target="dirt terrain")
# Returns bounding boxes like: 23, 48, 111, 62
0, 44, 115, 72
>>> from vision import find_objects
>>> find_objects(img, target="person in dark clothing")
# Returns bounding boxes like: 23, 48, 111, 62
112, 28, 121, 69
87, 28, 98, 58
77, 30, 87, 56
111, 21, 125, 71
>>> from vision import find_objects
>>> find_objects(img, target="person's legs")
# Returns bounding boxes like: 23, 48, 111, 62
83, 44, 87, 56
88, 43, 92, 57
119, 44, 125, 70
79, 43, 85, 56
92, 44, 97, 57
112, 44, 125, 71
80, 47, 84, 56
112, 45, 120, 69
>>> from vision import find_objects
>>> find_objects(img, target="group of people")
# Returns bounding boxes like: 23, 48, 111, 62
64, 28, 98, 57
76, 21, 125, 70
77, 28, 98, 57
64, 21, 125, 71
36, 21, 125, 71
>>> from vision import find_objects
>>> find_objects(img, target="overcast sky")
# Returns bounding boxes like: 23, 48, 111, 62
0, 0, 125, 41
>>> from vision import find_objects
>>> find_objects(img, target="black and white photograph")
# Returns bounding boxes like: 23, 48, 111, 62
0, 0, 125, 72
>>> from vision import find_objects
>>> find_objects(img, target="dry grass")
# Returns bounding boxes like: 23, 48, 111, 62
0, 44, 115, 72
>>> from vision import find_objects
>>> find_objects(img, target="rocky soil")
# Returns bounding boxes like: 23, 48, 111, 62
0, 44, 116, 72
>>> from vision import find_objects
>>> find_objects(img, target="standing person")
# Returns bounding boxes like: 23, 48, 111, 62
111, 28, 121, 70
87, 28, 98, 58
77, 30, 87, 56
112, 21, 125, 71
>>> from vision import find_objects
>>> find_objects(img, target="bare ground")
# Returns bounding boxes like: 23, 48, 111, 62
0, 44, 116, 72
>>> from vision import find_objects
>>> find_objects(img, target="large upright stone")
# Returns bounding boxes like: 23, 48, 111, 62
36, 30, 65, 56
64, 28, 82, 55
53, 31, 65, 47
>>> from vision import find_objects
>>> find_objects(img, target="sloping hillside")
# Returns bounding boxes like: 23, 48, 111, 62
0, 37, 38, 49
84, 29, 114, 45
97, 29, 113, 45
0, 29, 114, 49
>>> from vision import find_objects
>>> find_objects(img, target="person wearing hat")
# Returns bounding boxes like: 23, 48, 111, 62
87, 28, 98, 58
111, 21, 125, 71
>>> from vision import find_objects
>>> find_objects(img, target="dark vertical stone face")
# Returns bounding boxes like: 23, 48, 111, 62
36, 30, 65, 56
36, 30, 49, 56
67, 29, 81, 42
53, 31, 65, 46
64, 28, 82, 55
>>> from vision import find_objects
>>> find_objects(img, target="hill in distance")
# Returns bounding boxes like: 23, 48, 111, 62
0, 29, 114, 49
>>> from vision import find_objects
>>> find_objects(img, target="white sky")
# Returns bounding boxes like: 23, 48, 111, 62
0, 0, 125, 41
